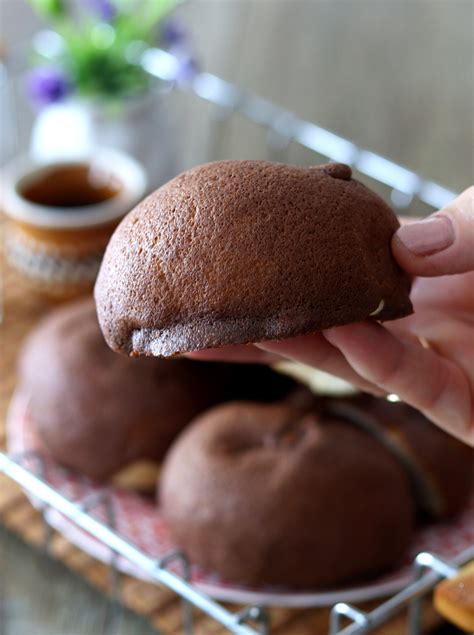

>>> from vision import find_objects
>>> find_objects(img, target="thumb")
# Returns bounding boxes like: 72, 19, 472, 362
392, 186, 474, 276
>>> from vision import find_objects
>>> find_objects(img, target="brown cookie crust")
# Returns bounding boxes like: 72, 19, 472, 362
95, 161, 413, 357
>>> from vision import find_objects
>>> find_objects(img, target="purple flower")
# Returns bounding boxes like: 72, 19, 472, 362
174, 53, 199, 86
85, 0, 116, 22
161, 20, 187, 48
27, 67, 72, 106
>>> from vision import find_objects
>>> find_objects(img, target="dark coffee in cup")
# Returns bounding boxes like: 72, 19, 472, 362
18, 163, 122, 208
2, 149, 146, 298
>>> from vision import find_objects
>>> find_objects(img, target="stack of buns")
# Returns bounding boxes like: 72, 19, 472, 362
17, 160, 473, 591
17, 298, 472, 591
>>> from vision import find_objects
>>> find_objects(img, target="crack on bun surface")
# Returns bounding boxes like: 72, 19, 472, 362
160, 396, 472, 589
160, 400, 416, 589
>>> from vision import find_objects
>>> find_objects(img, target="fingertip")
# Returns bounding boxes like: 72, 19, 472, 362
391, 219, 451, 278
391, 187, 474, 276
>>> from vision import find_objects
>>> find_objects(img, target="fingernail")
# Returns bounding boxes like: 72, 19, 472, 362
396, 215, 454, 256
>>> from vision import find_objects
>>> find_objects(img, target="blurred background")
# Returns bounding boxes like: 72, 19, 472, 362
1, 0, 473, 190
0, 1, 473, 634
2, 0, 472, 297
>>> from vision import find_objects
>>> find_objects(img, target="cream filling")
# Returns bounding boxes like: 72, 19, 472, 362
369, 299, 385, 316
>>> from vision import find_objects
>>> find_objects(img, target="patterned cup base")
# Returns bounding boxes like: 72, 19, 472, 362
5, 226, 105, 296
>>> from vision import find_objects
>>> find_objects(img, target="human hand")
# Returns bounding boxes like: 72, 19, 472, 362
189, 187, 474, 445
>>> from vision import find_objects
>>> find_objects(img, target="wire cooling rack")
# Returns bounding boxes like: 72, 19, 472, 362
1, 451, 473, 635
0, 39, 468, 635
139, 47, 458, 211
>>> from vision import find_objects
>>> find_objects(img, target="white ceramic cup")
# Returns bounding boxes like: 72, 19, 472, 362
1, 148, 147, 297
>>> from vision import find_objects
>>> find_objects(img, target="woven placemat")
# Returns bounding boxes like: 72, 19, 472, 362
0, 255, 441, 634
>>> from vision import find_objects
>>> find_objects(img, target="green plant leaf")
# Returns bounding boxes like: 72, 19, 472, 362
28, 0, 177, 102
29, 0, 65, 18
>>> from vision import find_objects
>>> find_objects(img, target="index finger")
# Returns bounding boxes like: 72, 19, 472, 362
324, 321, 473, 445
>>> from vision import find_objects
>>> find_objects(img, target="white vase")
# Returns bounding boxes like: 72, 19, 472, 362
30, 91, 178, 190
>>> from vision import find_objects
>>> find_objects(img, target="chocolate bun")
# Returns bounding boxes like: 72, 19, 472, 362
95, 161, 413, 357
160, 401, 415, 589
18, 299, 295, 480
323, 395, 473, 519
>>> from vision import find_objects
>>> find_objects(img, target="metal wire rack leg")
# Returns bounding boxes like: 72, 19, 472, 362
74, 491, 123, 604
35, 454, 54, 553
408, 552, 459, 635
330, 604, 369, 635
236, 606, 270, 635
329, 546, 473, 635
157, 550, 194, 635
80, 492, 123, 628
102, 494, 122, 602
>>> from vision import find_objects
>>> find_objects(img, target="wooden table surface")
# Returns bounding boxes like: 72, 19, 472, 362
0, 526, 160, 635
1, 1, 472, 634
